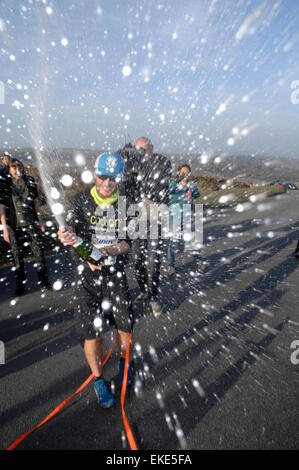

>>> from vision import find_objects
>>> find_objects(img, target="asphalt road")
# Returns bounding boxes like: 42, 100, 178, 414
1, 190, 299, 451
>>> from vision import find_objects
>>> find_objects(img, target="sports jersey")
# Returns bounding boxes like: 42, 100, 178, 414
66, 186, 132, 293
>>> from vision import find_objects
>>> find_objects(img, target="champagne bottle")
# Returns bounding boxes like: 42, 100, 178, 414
72, 237, 103, 265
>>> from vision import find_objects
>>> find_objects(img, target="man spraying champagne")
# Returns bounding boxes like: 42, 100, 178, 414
57, 152, 134, 408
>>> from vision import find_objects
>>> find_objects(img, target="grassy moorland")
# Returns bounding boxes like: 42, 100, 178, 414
194, 177, 285, 209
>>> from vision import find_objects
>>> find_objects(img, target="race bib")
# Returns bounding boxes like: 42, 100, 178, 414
92, 234, 118, 265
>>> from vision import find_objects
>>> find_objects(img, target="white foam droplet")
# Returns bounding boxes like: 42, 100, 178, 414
51, 203, 64, 216
53, 280, 63, 291
183, 232, 193, 242
81, 170, 93, 184
74, 153, 86, 166
101, 300, 111, 311
122, 65, 132, 77
50, 187, 60, 200
93, 316, 102, 328
60, 174, 73, 187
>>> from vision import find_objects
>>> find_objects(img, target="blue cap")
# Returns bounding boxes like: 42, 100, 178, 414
94, 152, 124, 180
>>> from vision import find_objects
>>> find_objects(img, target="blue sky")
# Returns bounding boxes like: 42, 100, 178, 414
0, 0, 299, 158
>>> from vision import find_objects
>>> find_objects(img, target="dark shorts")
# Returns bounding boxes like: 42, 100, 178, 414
74, 271, 134, 340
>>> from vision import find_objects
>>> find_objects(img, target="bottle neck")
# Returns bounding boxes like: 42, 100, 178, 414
73, 236, 83, 248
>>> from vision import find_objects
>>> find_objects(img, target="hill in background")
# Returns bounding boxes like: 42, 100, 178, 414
1, 148, 299, 184
172, 153, 299, 184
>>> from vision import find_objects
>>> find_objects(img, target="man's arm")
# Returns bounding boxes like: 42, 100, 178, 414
87, 240, 130, 272
58, 227, 129, 256
104, 240, 130, 256
57, 225, 130, 272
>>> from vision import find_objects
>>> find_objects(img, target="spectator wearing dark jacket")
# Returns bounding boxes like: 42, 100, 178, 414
0, 158, 51, 296
116, 142, 143, 203
132, 137, 172, 316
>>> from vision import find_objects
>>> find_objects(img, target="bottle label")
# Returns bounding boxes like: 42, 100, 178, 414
90, 245, 102, 262
92, 234, 117, 265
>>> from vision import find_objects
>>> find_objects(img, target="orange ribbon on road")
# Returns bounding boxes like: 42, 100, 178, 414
7, 335, 137, 451
120, 332, 138, 450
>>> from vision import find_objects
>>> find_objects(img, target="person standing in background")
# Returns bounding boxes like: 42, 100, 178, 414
132, 137, 172, 317
0, 158, 51, 296
167, 164, 206, 275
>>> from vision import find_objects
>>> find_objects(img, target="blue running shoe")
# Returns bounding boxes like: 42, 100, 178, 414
94, 377, 115, 408
118, 360, 133, 386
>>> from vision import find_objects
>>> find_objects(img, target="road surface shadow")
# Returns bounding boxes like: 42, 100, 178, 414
130, 321, 290, 450
4, 317, 288, 450
0, 251, 74, 301
160, 222, 299, 313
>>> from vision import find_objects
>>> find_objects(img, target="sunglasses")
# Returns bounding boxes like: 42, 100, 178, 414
97, 174, 116, 182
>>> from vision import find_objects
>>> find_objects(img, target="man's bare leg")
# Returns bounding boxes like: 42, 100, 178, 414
84, 336, 103, 377
116, 330, 131, 359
